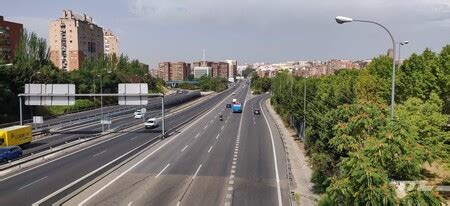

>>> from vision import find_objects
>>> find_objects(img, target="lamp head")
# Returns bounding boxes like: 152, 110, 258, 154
335, 16, 353, 24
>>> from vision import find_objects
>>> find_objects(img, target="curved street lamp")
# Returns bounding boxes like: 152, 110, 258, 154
398, 40, 409, 64
335, 16, 397, 122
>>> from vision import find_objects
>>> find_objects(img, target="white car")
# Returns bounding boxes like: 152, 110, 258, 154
145, 118, 158, 128
134, 112, 143, 119
232, 92, 236, 95
133, 110, 141, 116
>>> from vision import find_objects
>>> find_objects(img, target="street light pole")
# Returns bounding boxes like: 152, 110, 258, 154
29, 71, 40, 119
303, 76, 306, 139
97, 74, 104, 132
397, 41, 409, 64
335, 16, 397, 122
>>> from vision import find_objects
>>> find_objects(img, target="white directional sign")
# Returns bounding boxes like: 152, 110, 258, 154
118, 83, 148, 105
33, 116, 44, 124
24, 84, 45, 105
24, 84, 76, 106
44, 84, 76, 105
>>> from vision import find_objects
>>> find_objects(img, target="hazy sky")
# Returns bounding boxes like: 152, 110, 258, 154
2, 0, 449, 67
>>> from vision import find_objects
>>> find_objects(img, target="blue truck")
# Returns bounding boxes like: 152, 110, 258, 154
232, 103, 242, 113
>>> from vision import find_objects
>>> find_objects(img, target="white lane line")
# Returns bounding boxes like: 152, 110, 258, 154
127, 202, 133, 206
230, 174, 235, 178
208, 146, 213, 153
195, 133, 200, 139
216, 134, 220, 139
92, 150, 107, 157
210, 119, 213, 124
204, 125, 208, 129
253, 121, 255, 125
192, 164, 202, 179
228, 186, 233, 191
181, 145, 189, 152
260, 99, 283, 206
229, 180, 234, 185
221, 125, 225, 130
226, 194, 232, 198
231, 169, 235, 174
177, 201, 181, 206
155, 164, 170, 179
18, 176, 48, 190
130, 136, 139, 140
232, 161, 236, 165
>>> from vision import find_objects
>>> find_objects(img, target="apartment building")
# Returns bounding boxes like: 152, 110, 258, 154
0, 16, 23, 63
192, 61, 229, 79
103, 29, 119, 56
49, 10, 104, 71
157, 62, 191, 81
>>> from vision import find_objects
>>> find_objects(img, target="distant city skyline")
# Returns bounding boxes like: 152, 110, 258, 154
2, 0, 449, 67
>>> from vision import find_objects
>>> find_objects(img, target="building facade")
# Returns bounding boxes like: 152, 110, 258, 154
193, 66, 211, 79
225, 60, 237, 80
0, 16, 23, 63
103, 29, 119, 57
157, 62, 191, 81
49, 10, 104, 71
192, 61, 229, 79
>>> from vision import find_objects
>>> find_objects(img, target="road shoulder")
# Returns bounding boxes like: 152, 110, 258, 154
264, 98, 318, 206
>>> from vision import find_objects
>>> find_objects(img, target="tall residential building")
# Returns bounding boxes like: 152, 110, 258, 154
225, 60, 237, 80
0, 16, 23, 63
49, 10, 104, 71
157, 62, 191, 81
192, 61, 229, 79
193, 66, 211, 79
103, 29, 119, 56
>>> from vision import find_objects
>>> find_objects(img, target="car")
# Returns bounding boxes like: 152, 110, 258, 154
177, 90, 183, 94
134, 112, 143, 119
0, 146, 22, 162
253, 109, 261, 115
232, 92, 235, 95
145, 118, 158, 128
133, 110, 141, 116
226, 104, 232, 108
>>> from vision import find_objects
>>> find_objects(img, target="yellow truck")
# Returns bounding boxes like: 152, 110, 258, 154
0, 125, 32, 147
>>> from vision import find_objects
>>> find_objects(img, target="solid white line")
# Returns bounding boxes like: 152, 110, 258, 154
177, 201, 181, 206
181, 145, 189, 152
92, 150, 107, 157
130, 136, 139, 140
18, 176, 48, 190
260, 98, 283, 206
208, 146, 213, 153
195, 133, 200, 139
192, 164, 202, 179
216, 134, 220, 139
155, 164, 170, 178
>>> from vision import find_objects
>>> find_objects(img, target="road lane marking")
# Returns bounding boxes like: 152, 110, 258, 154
192, 164, 202, 179
232, 161, 236, 165
216, 134, 220, 139
208, 146, 213, 153
221, 125, 225, 130
130, 136, 139, 140
127, 202, 133, 206
195, 133, 200, 139
181, 145, 189, 152
231, 169, 235, 174
260, 98, 283, 206
155, 164, 170, 178
228, 186, 233, 191
210, 119, 213, 124
229, 180, 234, 184
226, 194, 232, 198
18, 176, 48, 190
204, 125, 208, 129
230, 174, 235, 178
92, 150, 107, 157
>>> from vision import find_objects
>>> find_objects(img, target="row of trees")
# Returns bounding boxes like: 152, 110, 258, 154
179, 76, 229, 92
0, 29, 163, 123
271, 45, 449, 205
250, 74, 271, 94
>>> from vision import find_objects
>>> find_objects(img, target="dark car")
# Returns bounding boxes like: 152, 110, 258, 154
0, 146, 22, 162
253, 109, 261, 115
226, 104, 232, 108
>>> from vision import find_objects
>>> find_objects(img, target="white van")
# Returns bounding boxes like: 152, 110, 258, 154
145, 118, 158, 129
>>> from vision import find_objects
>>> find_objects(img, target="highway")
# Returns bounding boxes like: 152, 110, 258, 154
4, 91, 200, 158
63, 82, 290, 206
0, 85, 239, 205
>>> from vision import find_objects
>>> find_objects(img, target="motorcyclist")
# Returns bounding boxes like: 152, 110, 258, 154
219, 114, 223, 121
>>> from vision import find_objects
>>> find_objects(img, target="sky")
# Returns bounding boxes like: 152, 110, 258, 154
1, 0, 449, 68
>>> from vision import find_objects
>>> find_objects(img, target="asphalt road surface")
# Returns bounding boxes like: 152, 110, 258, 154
64, 82, 290, 206
0, 86, 238, 205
